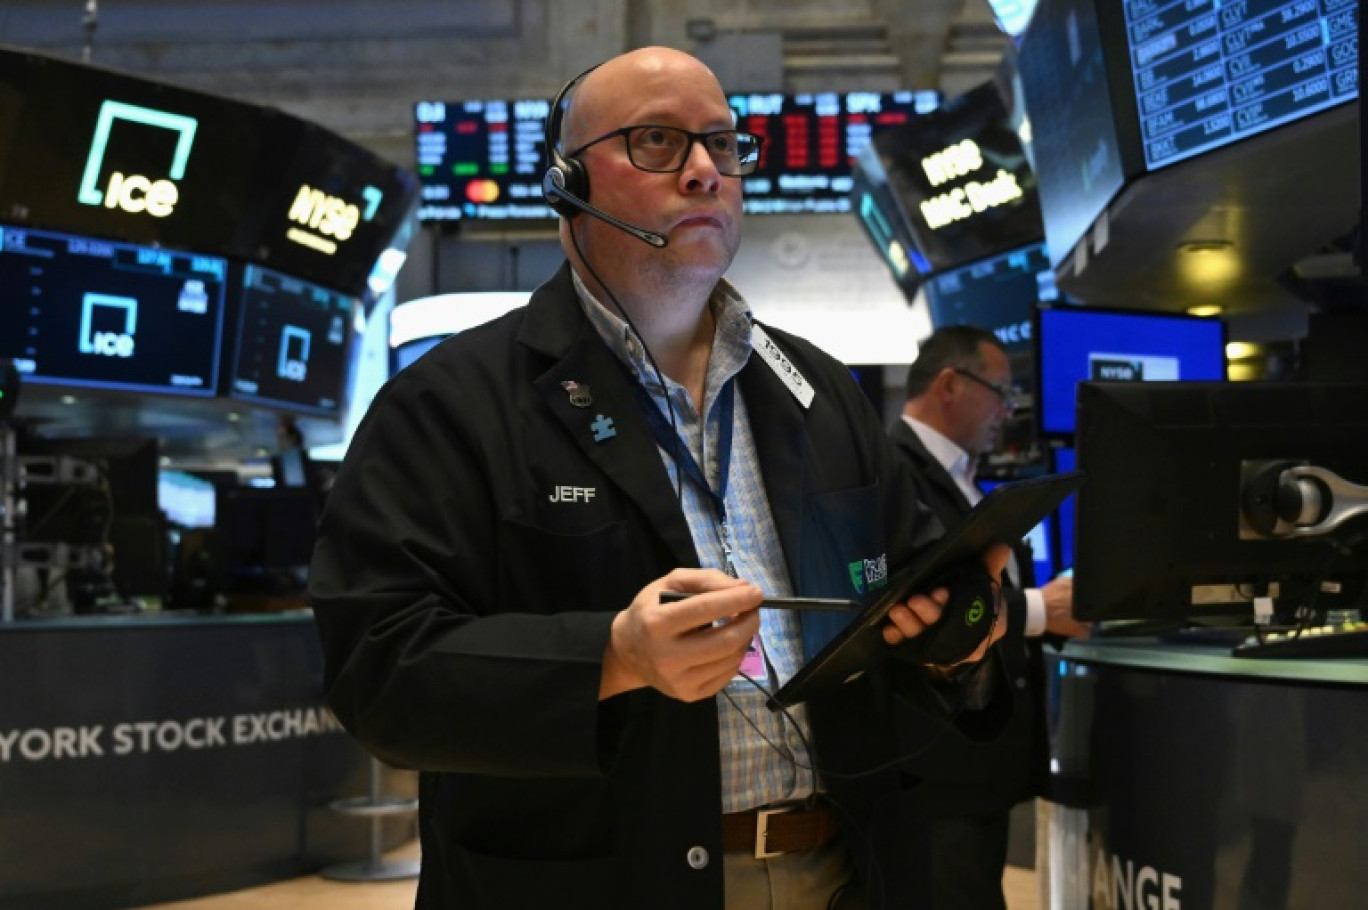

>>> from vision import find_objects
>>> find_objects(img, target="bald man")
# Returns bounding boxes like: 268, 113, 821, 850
310, 48, 1012, 910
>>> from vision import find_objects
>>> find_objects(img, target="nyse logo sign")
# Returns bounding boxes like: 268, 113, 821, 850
79, 294, 138, 358
285, 184, 383, 255
917, 138, 1025, 231
1092, 358, 1143, 380
76, 101, 198, 218
278, 326, 311, 382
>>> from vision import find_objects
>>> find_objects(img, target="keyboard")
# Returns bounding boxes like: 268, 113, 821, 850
1231, 622, 1368, 660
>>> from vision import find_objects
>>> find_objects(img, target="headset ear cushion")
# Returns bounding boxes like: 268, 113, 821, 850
545, 153, 590, 218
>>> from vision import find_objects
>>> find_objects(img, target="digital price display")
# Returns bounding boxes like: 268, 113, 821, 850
413, 90, 938, 221
414, 98, 555, 222
728, 90, 938, 214
1126, 0, 1359, 170
229, 264, 356, 416
925, 243, 1056, 355
0, 223, 225, 395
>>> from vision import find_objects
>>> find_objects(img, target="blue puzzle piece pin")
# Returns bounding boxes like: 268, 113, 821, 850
590, 414, 616, 442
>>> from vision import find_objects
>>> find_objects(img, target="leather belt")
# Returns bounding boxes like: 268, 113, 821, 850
721, 801, 838, 859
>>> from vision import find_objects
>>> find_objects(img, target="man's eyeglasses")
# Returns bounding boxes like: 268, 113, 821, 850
953, 368, 1019, 411
567, 124, 764, 177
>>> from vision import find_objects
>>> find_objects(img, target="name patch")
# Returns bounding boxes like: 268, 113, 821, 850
549, 485, 596, 503
752, 325, 814, 409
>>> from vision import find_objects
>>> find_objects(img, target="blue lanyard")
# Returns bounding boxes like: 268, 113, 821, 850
633, 379, 738, 574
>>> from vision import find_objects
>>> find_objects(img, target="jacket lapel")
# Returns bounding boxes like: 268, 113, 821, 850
890, 420, 973, 516
738, 339, 810, 588
521, 265, 700, 569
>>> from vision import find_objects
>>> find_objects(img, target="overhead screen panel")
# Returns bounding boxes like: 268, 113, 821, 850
924, 242, 1056, 355
238, 122, 421, 297
414, 97, 553, 221
0, 48, 419, 298
0, 222, 225, 395
228, 264, 356, 417
728, 90, 938, 214
0, 51, 266, 256
1016, 0, 1133, 269
862, 78, 1043, 276
413, 90, 939, 221
1125, 0, 1359, 171
1015, 0, 1359, 270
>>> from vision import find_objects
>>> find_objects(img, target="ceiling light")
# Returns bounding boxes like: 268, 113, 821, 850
1180, 239, 1234, 254
1186, 304, 1223, 317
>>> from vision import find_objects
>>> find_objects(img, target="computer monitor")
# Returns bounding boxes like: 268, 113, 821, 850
0, 223, 227, 396
1035, 305, 1227, 438
227, 264, 356, 416
1073, 381, 1368, 625
1305, 311, 1368, 382
214, 486, 320, 594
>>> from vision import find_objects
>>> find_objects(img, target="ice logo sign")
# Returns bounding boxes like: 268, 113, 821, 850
76, 101, 198, 218
79, 293, 138, 358
278, 326, 311, 382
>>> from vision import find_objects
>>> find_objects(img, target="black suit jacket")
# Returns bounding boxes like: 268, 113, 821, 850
308, 263, 1007, 910
888, 419, 1050, 818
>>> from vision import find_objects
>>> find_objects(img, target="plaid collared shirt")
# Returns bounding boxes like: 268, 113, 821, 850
573, 271, 819, 812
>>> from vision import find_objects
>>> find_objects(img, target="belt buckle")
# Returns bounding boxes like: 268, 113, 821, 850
754, 805, 794, 860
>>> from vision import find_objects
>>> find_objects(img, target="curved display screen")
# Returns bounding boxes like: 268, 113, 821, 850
0, 47, 418, 298
0, 223, 225, 395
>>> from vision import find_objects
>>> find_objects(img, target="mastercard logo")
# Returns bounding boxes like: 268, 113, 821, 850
465, 180, 500, 204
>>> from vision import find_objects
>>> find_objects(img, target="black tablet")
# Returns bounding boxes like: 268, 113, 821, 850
769, 470, 1085, 709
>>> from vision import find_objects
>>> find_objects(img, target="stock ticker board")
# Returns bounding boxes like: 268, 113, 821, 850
414, 90, 940, 221
1127, 0, 1358, 170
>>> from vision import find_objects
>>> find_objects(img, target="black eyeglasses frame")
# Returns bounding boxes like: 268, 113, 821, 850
566, 124, 764, 177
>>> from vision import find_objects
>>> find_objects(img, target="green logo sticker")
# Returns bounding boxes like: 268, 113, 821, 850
848, 561, 866, 595
966, 597, 986, 625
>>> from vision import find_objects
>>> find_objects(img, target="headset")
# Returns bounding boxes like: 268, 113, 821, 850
541, 64, 668, 248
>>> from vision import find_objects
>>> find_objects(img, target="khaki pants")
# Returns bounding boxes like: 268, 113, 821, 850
723, 837, 866, 910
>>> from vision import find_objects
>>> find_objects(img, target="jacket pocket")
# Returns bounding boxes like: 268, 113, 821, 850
497, 518, 647, 614
799, 481, 889, 602
438, 842, 621, 909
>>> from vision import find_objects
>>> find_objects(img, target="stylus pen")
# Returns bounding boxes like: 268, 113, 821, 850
660, 591, 859, 612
